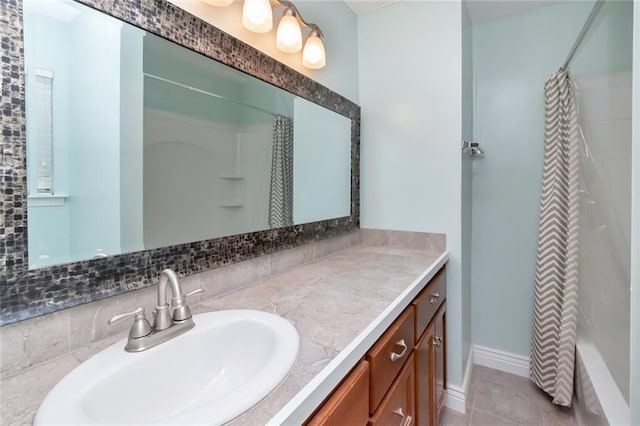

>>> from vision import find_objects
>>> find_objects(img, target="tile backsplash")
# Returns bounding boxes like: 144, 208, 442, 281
361, 228, 446, 251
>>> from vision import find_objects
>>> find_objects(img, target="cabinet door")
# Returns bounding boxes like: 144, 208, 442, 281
414, 322, 435, 426
434, 304, 447, 416
307, 361, 370, 426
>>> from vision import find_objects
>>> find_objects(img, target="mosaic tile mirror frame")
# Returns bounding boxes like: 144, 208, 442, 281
0, 0, 360, 326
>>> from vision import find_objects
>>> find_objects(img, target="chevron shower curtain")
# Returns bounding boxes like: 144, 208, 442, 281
530, 70, 580, 407
268, 115, 294, 228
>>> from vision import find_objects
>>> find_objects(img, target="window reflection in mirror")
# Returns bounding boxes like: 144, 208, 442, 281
23, 0, 351, 269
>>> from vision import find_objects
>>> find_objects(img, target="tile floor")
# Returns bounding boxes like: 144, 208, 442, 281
440, 366, 575, 426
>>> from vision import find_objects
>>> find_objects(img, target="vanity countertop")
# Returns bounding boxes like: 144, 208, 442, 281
204, 242, 447, 425
0, 239, 447, 425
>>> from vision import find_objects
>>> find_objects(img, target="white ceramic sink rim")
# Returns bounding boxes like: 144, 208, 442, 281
34, 310, 299, 425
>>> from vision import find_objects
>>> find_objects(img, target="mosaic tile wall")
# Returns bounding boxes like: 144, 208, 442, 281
0, 0, 360, 326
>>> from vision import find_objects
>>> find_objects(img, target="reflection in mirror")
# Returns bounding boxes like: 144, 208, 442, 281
23, 0, 351, 269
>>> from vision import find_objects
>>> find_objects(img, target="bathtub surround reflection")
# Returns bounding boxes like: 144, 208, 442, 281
23, 0, 352, 269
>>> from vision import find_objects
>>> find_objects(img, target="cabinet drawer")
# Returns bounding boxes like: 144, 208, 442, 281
367, 307, 415, 413
412, 267, 446, 341
368, 353, 415, 426
307, 361, 370, 426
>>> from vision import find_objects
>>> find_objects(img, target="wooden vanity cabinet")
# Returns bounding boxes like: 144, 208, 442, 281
414, 320, 435, 426
433, 305, 447, 415
367, 308, 415, 413
368, 353, 415, 426
413, 267, 447, 426
306, 265, 447, 426
413, 268, 446, 339
307, 361, 370, 426
413, 304, 446, 426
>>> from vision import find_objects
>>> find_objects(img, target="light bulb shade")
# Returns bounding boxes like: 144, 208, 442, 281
242, 0, 273, 33
202, 0, 234, 6
276, 14, 302, 53
302, 34, 326, 69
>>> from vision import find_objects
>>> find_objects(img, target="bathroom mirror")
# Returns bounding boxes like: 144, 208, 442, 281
2, 0, 358, 326
23, 0, 351, 269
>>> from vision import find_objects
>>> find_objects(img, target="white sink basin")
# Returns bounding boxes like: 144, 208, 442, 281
34, 310, 299, 425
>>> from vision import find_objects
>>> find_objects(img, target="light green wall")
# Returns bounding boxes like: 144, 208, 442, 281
293, 1, 359, 104
23, 13, 72, 266
67, 10, 122, 258
471, 0, 632, 357
359, 1, 464, 386
461, 0, 473, 368
293, 98, 351, 224
471, 0, 590, 358
119, 25, 145, 253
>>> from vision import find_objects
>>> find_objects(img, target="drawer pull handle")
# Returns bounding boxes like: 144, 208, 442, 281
390, 339, 408, 362
430, 292, 441, 304
393, 408, 412, 426
432, 336, 442, 348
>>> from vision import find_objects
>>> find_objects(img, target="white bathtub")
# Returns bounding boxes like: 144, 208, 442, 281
574, 338, 630, 426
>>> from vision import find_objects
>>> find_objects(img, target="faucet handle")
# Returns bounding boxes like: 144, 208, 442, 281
172, 288, 205, 321
185, 288, 205, 298
108, 307, 152, 339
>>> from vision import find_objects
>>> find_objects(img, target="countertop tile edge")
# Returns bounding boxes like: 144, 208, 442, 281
267, 251, 450, 425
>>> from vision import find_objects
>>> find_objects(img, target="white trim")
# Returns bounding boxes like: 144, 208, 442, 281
444, 384, 465, 413
27, 194, 68, 207
35, 68, 54, 79
444, 345, 474, 414
473, 344, 530, 378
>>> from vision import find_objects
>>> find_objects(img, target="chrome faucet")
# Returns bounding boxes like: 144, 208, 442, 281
108, 269, 204, 352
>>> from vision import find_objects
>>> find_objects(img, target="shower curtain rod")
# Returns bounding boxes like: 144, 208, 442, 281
143, 72, 284, 119
561, 0, 606, 70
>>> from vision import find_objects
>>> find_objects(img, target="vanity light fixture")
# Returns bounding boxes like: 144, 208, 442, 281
276, 7, 302, 53
202, 0, 326, 69
242, 0, 273, 33
301, 27, 325, 69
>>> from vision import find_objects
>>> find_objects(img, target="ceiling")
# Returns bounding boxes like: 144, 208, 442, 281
344, 0, 561, 24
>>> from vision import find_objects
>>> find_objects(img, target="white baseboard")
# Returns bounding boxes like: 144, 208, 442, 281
473, 345, 530, 378
444, 384, 466, 413
444, 346, 474, 414
442, 345, 530, 415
